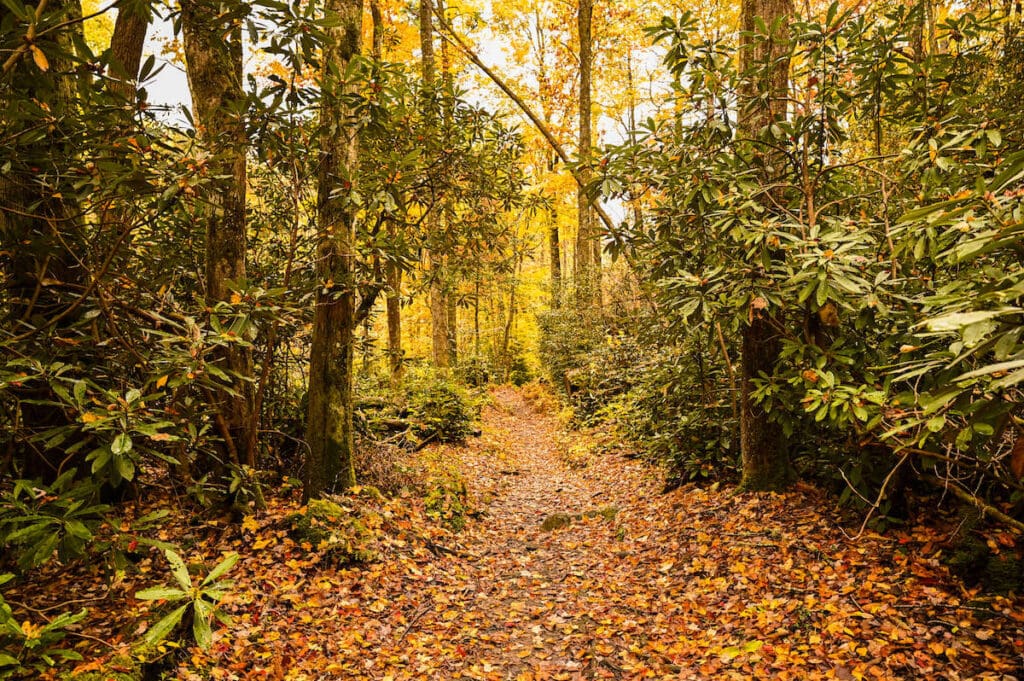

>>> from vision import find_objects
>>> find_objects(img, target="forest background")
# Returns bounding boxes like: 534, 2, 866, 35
3, 0, 1024, 675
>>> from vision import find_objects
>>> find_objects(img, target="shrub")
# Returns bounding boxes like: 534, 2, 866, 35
0, 471, 108, 572
404, 374, 477, 444
288, 495, 382, 565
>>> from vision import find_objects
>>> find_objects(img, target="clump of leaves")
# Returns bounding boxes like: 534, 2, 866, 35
135, 548, 237, 650
0, 574, 86, 676
424, 476, 469, 531
406, 376, 477, 444
0, 471, 108, 572
288, 494, 381, 565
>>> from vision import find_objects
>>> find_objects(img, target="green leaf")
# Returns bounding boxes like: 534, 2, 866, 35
111, 433, 132, 456
144, 603, 188, 647
954, 359, 1024, 382
201, 553, 239, 587
135, 587, 187, 601
192, 599, 212, 649
115, 455, 135, 482
925, 309, 1019, 332
0, 653, 19, 667
163, 549, 192, 591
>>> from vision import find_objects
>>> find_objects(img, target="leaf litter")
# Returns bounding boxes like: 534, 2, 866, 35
45, 387, 1024, 678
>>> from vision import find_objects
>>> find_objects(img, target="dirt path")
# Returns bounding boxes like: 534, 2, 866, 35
178, 386, 1022, 680
354, 385, 659, 680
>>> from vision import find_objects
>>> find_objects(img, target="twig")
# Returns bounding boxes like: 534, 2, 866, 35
397, 604, 431, 644
6, 587, 110, 615
844, 453, 909, 541
66, 630, 117, 649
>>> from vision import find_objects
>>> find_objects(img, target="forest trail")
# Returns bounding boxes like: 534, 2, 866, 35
174, 386, 1023, 680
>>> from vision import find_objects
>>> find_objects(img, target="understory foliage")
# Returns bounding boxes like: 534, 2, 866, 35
539, 3, 1024, 532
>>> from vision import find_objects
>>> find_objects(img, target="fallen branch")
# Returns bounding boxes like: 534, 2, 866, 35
924, 475, 1024, 534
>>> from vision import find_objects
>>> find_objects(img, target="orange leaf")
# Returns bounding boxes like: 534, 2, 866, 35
30, 45, 48, 71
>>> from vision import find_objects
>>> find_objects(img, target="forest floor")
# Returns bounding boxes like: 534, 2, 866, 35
47, 387, 1024, 679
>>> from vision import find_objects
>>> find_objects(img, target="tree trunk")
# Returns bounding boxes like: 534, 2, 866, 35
446, 290, 457, 366
429, 264, 450, 369
386, 226, 404, 383
419, 0, 450, 370
304, 0, 364, 500
549, 206, 562, 307
369, 0, 384, 59
737, 0, 794, 491
575, 0, 596, 306
372, 1, 402, 384
108, 2, 150, 102
181, 0, 254, 467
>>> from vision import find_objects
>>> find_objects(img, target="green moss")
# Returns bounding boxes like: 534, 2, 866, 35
583, 505, 619, 521
288, 498, 379, 565
424, 479, 469, 531
541, 513, 574, 532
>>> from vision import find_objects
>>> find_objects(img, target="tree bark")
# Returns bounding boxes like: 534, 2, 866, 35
575, 0, 597, 306
549, 206, 562, 307
737, 0, 794, 491
304, 0, 364, 500
108, 1, 149, 102
369, 0, 384, 59
181, 0, 255, 467
419, 0, 450, 370
371, 0, 403, 384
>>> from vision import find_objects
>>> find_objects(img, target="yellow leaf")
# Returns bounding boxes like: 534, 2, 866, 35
81, 412, 102, 423
155, 375, 169, 389
30, 45, 48, 72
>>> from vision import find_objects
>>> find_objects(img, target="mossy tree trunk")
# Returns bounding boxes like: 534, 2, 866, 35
304, 0, 364, 500
737, 0, 794, 491
181, 0, 255, 467
574, 0, 597, 307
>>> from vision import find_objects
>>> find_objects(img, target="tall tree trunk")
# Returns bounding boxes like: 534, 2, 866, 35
549, 205, 562, 307
737, 0, 794, 491
385, 227, 404, 383
369, 0, 384, 59
304, 0, 364, 500
419, 0, 450, 369
446, 290, 457, 365
181, 0, 254, 467
371, 0, 403, 384
428, 261, 450, 369
575, 0, 596, 306
108, 3, 150, 102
